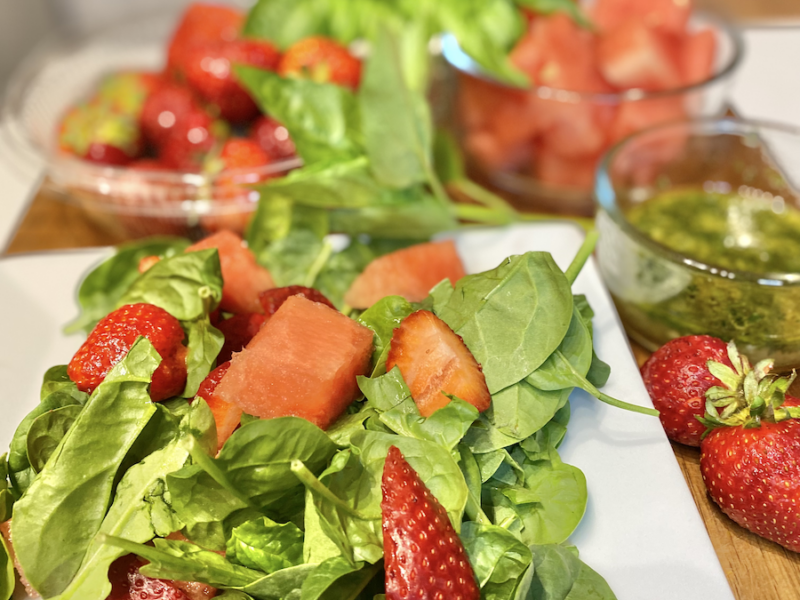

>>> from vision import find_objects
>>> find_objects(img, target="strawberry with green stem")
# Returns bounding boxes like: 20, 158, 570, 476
698, 342, 800, 552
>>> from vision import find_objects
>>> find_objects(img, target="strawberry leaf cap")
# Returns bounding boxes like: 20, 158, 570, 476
697, 341, 798, 436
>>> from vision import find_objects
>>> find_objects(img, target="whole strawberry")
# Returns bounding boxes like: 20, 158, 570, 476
278, 36, 361, 89
698, 344, 800, 552
641, 335, 732, 446
59, 103, 142, 166
381, 445, 479, 600
184, 39, 281, 123
167, 2, 244, 77
68, 303, 187, 401
250, 116, 296, 161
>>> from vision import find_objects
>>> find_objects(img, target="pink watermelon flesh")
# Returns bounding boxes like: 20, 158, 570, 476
213, 295, 374, 429
186, 230, 274, 315
344, 240, 466, 309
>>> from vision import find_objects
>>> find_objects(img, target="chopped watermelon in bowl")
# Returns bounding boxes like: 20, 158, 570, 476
441, 0, 743, 216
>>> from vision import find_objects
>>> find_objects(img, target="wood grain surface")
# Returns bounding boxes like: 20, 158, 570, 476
4, 1, 800, 599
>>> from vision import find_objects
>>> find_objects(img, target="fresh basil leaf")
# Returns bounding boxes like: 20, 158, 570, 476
246, 197, 329, 258
183, 316, 224, 398
0, 534, 13, 600
65, 237, 190, 334
236, 66, 362, 164
461, 521, 532, 597
26, 404, 83, 473
53, 399, 213, 600
105, 537, 264, 589
433, 129, 466, 184
313, 239, 378, 310
13, 338, 161, 597
118, 249, 223, 321
227, 517, 304, 574
256, 229, 326, 288
328, 186, 456, 240
243, 0, 330, 47
303, 488, 342, 565
325, 405, 376, 448
360, 25, 432, 189
435, 252, 574, 394
524, 544, 617, 600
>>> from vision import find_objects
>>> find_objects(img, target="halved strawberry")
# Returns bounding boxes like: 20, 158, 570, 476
68, 303, 187, 401
196, 361, 241, 449
215, 312, 266, 364
278, 36, 361, 90
258, 285, 336, 316
386, 310, 490, 417
108, 554, 189, 600
382, 445, 479, 600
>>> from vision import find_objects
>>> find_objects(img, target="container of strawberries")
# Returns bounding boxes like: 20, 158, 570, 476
3, 3, 362, 239
440, 0, 743, 216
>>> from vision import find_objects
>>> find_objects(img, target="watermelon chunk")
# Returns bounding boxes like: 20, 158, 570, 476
609, 97, 687, 144
591, 0, 692, 36
186, 230, 274, 315
213, 296, 374, 429
680, 28, 717, 86
533, 145, 601, 191
597, 21, 682, 91
344, 240, 466, 309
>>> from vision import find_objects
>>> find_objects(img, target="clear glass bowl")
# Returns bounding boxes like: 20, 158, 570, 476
595, 118, 800, 370
2, 11, 299, 240
440, 12, 743, 216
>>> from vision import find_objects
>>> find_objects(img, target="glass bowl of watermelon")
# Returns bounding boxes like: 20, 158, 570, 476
2, 3, 364, 240
441, 0, 744, 216
595, 117, 800, 370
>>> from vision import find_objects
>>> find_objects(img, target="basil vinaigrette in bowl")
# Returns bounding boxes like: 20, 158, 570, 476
595, 118, 800, 369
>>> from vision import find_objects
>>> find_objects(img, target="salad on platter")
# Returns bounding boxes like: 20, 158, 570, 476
0, 222, 657, 600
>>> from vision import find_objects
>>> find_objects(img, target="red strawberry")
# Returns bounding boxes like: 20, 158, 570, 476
94, 71, 160, 117
640, 335, 732, 447
184, 39, 281, 123
386, 310, 491, 417
382, 445, 479, 600
68, 303, 187, 401
167, 3, 244, 77
258, 285, 336, 316
217, 138, 271, 174
196, 361, 242, 449
58, 104, 142, 166
278, 36, 361, 90
215, 313, 266, 364
698, 346, 800, 552
140, 82, 198, 147
250, 116, 296, 161
108, 554, 189, 600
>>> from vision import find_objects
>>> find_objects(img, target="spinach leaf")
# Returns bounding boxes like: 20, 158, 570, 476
53, 399, 215, 600
461, 521, 532, 599
515, 0, 592, 28
246, 197, 329, 258
357, 367, 411, 413
40, 365, 88, 403
13, 338, 161, 597
236, 67, 362, 164
325, 405, 376, 448
0, 457, 13, 522
457, 444, 487, 524
303, 489, 342, 565
523, 544, 617, 600
526, 307, 593, 391
0, 534, 13, 600
118, 249, 223, 321
243, 0, 329, 47
26, 404, 83, 473
357, 297, 414, 373
378, 397, 479, 451
360, 25, 432, 189
301, 557, 380, 600
65, 237, 190, 334
104, 537, 264, 588
183, 316, 225, 398
8, 390, 86, 497
314, 239, 379, 310
256, 229, 327, 288
242, 564, 318, 599
435, 252, 574, 393
227, 517, 304, 574
480, 381, 570, 446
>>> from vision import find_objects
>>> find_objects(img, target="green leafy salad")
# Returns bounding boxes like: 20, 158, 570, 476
0, 223, 658, 600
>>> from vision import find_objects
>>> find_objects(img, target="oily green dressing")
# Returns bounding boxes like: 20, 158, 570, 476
627, 189, 800, 274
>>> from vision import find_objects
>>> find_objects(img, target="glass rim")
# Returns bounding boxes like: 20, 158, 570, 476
595, 116, 800, 287
440, 10, 745, 104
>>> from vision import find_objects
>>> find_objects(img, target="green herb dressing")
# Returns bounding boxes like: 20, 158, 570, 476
627, 190, 800, 274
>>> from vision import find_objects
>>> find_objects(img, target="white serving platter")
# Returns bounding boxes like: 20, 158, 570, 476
0, 222, 734, 599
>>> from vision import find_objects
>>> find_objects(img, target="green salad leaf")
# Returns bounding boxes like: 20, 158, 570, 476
0, 534, 14, 600
226, 517, 304, 574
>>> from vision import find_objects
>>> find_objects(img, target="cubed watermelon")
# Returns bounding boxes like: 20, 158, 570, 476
591, 0, 692, 36
213, 296, 374, 429
680, 28, 717, 86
